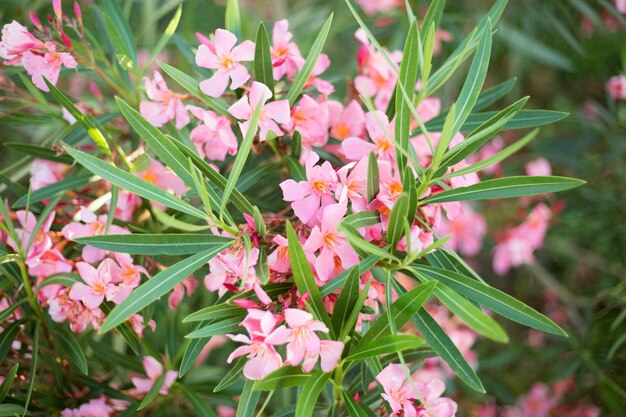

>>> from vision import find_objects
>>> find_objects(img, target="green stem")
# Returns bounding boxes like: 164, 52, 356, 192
333, 362, 344, 410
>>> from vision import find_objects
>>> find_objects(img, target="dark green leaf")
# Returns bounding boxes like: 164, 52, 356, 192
253, 367, 311, 391
186, 316, 244, 338
76, 234, 233, 256
346, 334, 425, 361
57, 328, 88, 375
295, 371, 331, 417
254, 22, 274, 95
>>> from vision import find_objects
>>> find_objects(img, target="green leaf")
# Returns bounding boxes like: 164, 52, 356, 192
143, 5, 182, 73
421, 176, 585, 204
57, 329, 88, 375
253, 367, 311, 391
286, 222, 334, 334
342, 391, 375, 417
159, 62, 231, 117
138, 372, 166, 410
358, 281, 436, 347
214, 357, 246, 392
236, 380, 261, 417
0, 404, 29, 416
339, 223, 400, 263
37, 273, 82, 289
254, 22, 274, 95
186, 316, 244, 338
420, 0, 446, 39
386, 193, 409, 248
23, 323, 39, 414
0, 321, 20, 365
102, 0, 137, 62
332, 267, 360, 336
179, 326, 210, 377
100, 303, 140, 354
184, 303, 243, 323
225, 0, 241, 37
320, 255, 380, 296
394, 21, 419, 176
221, 98, 264, 216
152, 208, 212, 232
5, 142, 73, 164
285, 156, 306, 182
412, 308, 484, 392
424, 109, 567, 133
342, 211, 380, 229
65, 146, 206, 219
346, 334, 425, 361
13, 174, 91, 208
45, 79, 112, 158
76, 234, 233, 256
295, 371, 331, 417
366, 152, 379, 202
287, 14, 334, 105
0, 363, 18, 402
100, 246, 229, 333
0, 299, 25, 326
473, 77, 517, 111
179, 384, 218, 417
413, 265, 568, 336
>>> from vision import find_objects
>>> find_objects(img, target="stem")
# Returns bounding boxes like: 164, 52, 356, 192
333, 362, 344, 411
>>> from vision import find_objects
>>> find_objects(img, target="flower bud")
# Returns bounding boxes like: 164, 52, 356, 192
53, 0, 63, 22
88, 79, 102, 99
29, 11, 43, 31
61, 32, 73, 49
74, 1, 83, 25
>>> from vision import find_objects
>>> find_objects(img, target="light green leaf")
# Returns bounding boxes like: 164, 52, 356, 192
424, 109, 567, 133
236, 380, 260, 417
13, 173, 92, 208
143, 5, 182, 73
102, 0, 137, 62
184, 303, 243, 323
339, 223, 400, 263
76, 234, 233, 256
342, 211, 380, 229
138, 372, 166, 410
346, 334, 425, 361
386, 193, 409, 248
225, 0, 241, 38
253, 367, 310, 391
295, 371, 331, 417
185, 316, 244, 338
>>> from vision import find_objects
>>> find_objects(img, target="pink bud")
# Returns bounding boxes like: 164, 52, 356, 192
223, 283, 239, 293
74, 1, 82, 24
195, 32, 215, 51
29, 11, 43, 30
354, 393, 360, 403
48, 15, 55, 25
88, 79, 102, 98
233, 299, 257, 309
61, 32, 72, 49
53, 0, 63, 22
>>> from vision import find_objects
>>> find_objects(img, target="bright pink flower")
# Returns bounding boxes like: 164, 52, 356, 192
204, 246, 261, 295
304, 203, 359, 282
606, 75, 626, 100
436, 203, 486, 256
0, 21, 45, 65
22, 42, 77, 92
284, 95, 329, 156
226, 309, 291, 380
62, 207, 130, 263
271, 19, 303, 81
336, 157, 369, 210
30, 159, 68, 191
187, 105, 237, 161
525, 157, 552, 177
343, 111, 396, 162
137, 159, 186, 197
376, 364, 418, 417
196, 29, 255, 97
69, 259, 120, 309
328, 100, 366, 140
280, 152, 338, 225
140, 71, 190, 129
228, 81, 290, 141
130, 356, 177, 397
268, 235, 291, 274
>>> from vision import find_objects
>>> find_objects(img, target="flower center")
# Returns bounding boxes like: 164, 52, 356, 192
92, 281, 106, 296
375, 139, 392, 154
334, 123, 350, 139
90, 220, 106, 235
323, 232, 340, 248
220, 56, 235, 70
311, 179, 330, 195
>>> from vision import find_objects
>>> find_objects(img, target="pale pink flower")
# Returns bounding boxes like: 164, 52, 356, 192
396, 225, 434, 255
48, 289, 104, 333
168, 276, 198, 308
416, 98, 442, 124
280, 152, 338, 225
228, 81, 290, 141
30, 159, 68, 191
0, 21, 45, 65
130, 356, 177, 397
62, 207, 130, 263
22, 42, 77, 92
606, 75, 626, 100
492, 229, 535, 275
336, 157, 369, 210
7, 210, 53, 260
271, 19, 303, 81
284, 95, 329, 155
140, 71, 190, 129
204, 246, 261, 295
519, 203, 551, 250
376, 364, 419, 417
304, 203, 359, 283
61, 396, 114, 417
356, 0, 403, 16
196, 29, 255, 97
328, 100, 366, 140
300, 53, 334, 96
137, 159, 186, 197
107, 252, 148, 304
108, 189, 141, 222
226, 309, 291, 380
616, 0, 626, 13
525, 157, 552, 177
343, 111, 396, 162
69, 259, 121, 309
412, 377, 458, 417
436, 203, 486, 256
187, 105, 237, 161
267, 235, 291, 274
518, 383, 558, 417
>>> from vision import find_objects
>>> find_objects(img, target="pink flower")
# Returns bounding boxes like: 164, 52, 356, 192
519, 203, 551, 250
280, 152, 338, 225
304, 203, 359, 282
22, 42, 77, 92
187, 105, 237, 161
616, 0, 626, 13
130, 356, 177, 397
376, 364, 418, 417
356, 0, 403, 16
30, 159, 68, 191
525, 157, 552, 177
62, 207, 130, 263
606, 75, 626, 100
300, 53, 334, 96
140, 71, 190, 129
108, 189, 142, 222
492, 229, 535, 275
226, 309, 291, 380
69, 259, 121, 309
0, 21, 45, 65
336, 157, 369, 210
413, 377, 458, 417
271, 20, 303, 81
61, 396, 114, 417
436, 203, 486, 257
137, 159, 186, 197
196, 29, 255, 97
284, 95, 329, 156
228, 81, 290, 141
168, 276, 198, 308
343, 111, 396, 162
267, 235, 291, 274
48, 288, 104, 333
284, 308, 343, 372
518, 383, 558, 417
204, 246, 261, 295
328, 100, 366, 140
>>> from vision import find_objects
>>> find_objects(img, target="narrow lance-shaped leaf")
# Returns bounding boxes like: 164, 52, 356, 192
57, 329, 88, 375
102, 0, 137, 62
138, 372, 166, 410
185, 316, 244, 338
420, 176, 585, 205
253, 367, 311, 391
0, 363, 18, 402
424, 109, 567, 133
64, 146, 206, 219
236, 380, 261, 417
13, 174, 92, 208
254, 22, 274, 95
225, 0, 241, 38
413, 265, 568, 336
100, 244, 230, 333
420, 0, 446, 40
286, 222, 334, 334
366, 151, 379, 203
346, 334, 426, 361
386, 193, 409, 248
332, 267, 360, 336
295, 371, 331, 417
143, 5, 182, 72
287, 14, 334, 105
320, 254, 380, 296
76, 234, 233, 256
473, 77, 517, 111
